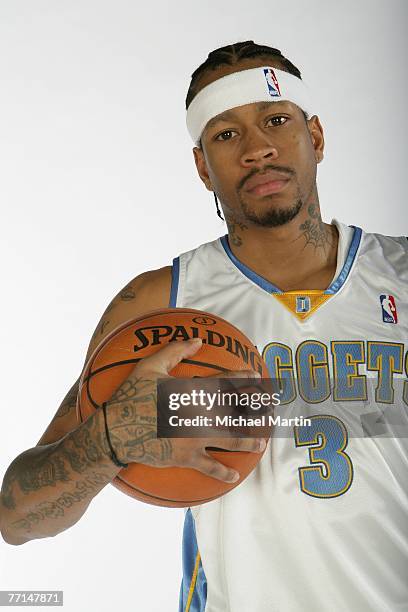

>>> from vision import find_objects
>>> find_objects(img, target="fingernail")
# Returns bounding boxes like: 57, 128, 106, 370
258, 439, 266, 451
189, 338, 202, 344
253, 371, 261, 378
228, 471, 239, 483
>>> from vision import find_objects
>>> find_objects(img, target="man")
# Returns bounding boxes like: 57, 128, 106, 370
1, 41, 407, 611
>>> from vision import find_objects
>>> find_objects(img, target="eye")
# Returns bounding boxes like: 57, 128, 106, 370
214, 116, 289, 142
266, 116, 288, 127
214, 129, 238, 142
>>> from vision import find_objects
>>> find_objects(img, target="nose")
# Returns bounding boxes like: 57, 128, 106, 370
240, 132, 279, 167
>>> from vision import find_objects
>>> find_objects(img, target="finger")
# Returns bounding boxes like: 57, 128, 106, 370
206, 437, 267, 453
138, 338, 203, 375
207, 370, 262, 397
192, 453, 240, 483
206, 371, 264, 399
208, 369, 261, 379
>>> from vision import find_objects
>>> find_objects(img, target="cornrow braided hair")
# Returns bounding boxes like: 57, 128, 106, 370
185, 40, 303, 110
186, 41, 307, 222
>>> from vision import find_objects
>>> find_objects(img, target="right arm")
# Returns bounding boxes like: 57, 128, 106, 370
0, 266, 265, 545
0, 397, 120, 545
0, 267, 172, 545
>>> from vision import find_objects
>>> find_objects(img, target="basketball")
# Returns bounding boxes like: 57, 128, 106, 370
76, 307, 270, 507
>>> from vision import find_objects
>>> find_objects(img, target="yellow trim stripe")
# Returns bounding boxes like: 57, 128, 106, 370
185, 552, 201, 612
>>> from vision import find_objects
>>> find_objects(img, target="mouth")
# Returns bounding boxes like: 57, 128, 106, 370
245, 178, 290, 197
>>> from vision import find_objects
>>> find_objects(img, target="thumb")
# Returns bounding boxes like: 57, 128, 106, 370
144, 338, 203, 375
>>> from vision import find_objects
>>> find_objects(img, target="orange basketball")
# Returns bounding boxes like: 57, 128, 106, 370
77, 308, 270, 507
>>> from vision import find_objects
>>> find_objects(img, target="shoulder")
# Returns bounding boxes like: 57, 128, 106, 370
358, 228, 408, 282
117, 266, 172, 306
86, 265, 172, 361
37, 266, 173, 446
361, 227, 408, 253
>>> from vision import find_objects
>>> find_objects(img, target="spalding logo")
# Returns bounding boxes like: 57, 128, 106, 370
133, 325, 263, 371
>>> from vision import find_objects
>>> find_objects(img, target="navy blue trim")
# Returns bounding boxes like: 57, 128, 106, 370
325, 226, 362, 294
179, 509, 207, 612
220, 235, 282, 294
220, 226, 362, 296
169, 257, 180, 307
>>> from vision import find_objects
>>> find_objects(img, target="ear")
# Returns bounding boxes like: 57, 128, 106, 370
307, 115, 325, 163
193, 146, 213, 191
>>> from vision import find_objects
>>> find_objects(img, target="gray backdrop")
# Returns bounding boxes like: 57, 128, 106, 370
1, 1, 407, 610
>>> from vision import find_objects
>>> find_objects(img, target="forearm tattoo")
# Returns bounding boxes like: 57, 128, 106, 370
1, 410, 110, 513
1, 374, 171, 532
11, 471, 110, 533
105, 377, 173, 465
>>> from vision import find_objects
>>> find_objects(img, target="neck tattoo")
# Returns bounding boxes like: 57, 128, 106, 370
226, 216, 248, 247
299, 204, 334, 251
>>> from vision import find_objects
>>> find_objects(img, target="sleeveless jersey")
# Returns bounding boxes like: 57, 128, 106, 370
174, 220, 408, 612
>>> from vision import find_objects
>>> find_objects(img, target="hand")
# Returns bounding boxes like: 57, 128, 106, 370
104, 338, 268, 483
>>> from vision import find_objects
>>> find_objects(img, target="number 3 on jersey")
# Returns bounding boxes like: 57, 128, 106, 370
294, 415, 354, 498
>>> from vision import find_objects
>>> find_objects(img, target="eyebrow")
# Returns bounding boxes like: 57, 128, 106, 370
204, 101, 288, 131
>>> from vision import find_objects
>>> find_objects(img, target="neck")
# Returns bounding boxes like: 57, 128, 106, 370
225, 199, 338, 292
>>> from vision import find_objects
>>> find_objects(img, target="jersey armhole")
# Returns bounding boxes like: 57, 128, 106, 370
169, 257, 180, 307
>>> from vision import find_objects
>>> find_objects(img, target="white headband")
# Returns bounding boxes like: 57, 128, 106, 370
186, 66, 313, 146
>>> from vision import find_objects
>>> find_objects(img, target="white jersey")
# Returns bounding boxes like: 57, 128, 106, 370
174, 220, 408, 612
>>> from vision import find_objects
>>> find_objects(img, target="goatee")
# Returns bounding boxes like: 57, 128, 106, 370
240, 199, 303, 228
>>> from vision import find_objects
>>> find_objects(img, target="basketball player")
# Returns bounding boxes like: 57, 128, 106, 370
1, 41, 407, 611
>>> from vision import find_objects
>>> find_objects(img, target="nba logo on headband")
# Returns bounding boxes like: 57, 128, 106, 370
186, 66, 313, 145
263, 68, 282, 97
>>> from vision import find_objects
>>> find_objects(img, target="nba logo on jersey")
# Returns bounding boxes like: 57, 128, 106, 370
296, 296, 311, 313
263, 68, 281, 97
380, 294, 398, 323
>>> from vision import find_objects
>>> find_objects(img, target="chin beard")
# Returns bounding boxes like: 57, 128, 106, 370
240, 198, 303, 228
